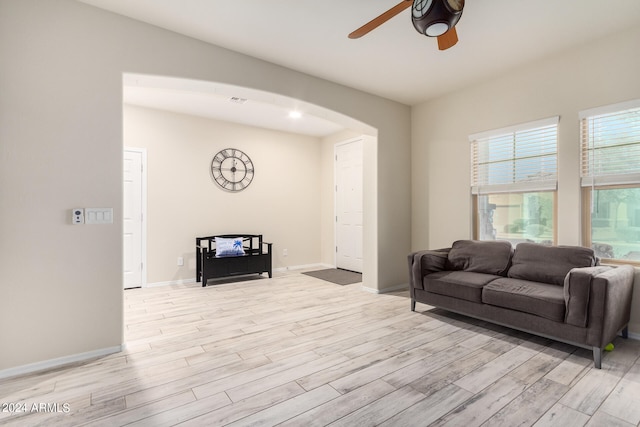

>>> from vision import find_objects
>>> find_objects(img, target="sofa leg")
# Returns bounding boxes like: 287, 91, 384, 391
411, 299, 416, 312
622, 326, 629, 339
593, 347, 602, 369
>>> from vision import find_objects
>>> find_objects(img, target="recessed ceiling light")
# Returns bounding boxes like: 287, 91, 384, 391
289, 111, 302, 119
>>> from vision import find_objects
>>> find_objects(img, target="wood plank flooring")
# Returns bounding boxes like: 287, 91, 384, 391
2, 271, 640, 426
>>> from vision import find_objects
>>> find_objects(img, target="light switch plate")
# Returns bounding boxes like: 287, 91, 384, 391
85, 208, 113, 224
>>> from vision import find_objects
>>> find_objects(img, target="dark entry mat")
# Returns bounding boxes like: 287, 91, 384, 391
302, 268, 362, 285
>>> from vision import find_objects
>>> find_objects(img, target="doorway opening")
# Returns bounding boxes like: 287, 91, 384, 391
335, 137, 364, 273
122, 74, 378, 291
123, 147, 147, 289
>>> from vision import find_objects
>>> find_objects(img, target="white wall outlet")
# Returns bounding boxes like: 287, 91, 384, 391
177, 257, 184, 266
283, 249, 288, 257
72, 208, 84, 225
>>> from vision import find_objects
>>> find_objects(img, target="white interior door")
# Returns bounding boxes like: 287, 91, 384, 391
335, 138, 364, 273
123, 148, 146, 289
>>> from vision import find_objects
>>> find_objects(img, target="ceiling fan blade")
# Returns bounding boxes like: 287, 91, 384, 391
437, 26, 458, 50
348, 0, 412, 39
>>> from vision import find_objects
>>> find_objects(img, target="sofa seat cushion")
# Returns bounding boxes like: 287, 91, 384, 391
424, 271, 502, 303
482, 278, 566, 322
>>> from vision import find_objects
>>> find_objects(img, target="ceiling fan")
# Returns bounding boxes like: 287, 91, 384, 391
349, 0, 464, 50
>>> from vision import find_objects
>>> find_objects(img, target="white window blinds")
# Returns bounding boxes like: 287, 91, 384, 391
580, 99, 640, 187
470, 117, 559, 195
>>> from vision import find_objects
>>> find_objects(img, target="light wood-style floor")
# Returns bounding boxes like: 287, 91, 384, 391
2, 271, 640, 426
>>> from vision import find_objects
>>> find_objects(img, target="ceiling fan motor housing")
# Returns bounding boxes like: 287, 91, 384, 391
412, 0, 464, 37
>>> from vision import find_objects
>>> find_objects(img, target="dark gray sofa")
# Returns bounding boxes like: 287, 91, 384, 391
408, 240, 635, 368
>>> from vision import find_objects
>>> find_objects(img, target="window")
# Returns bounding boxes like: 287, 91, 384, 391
470, 117, 558, 245
580, 100, 640, 263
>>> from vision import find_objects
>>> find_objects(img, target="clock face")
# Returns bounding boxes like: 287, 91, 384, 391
211, 148, 254, 192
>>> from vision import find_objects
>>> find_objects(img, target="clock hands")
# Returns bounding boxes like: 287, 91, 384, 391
220, 159, 240, 174
231, 159, 237, 182
219, 158, 248, 184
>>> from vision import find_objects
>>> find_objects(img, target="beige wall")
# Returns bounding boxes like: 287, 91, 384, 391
124, 105, 327, 283
0, 0, 410, 374
412, 25, 640, 333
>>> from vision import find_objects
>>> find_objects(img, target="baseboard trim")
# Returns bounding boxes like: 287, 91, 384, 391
145, 278, 197, 288
274, 263, 334, 272
0, 345, 124, 380
361, 282, 409, 294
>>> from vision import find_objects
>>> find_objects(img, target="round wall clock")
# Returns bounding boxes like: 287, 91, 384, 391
210, 148, 254, 192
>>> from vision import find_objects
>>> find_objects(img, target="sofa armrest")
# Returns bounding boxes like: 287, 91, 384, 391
596, 265, 635, 346
564, 266, 611, 327
408, 248, 450, 290
564, 265, 635, 338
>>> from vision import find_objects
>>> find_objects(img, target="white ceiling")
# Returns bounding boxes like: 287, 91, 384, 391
83, 0, 640, 136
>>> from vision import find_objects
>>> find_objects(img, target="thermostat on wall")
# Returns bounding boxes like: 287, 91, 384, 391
72, 208, 84, 225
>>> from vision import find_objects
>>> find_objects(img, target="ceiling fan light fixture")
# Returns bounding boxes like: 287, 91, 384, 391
425, 22, 449, 37
412, 0, 464, 38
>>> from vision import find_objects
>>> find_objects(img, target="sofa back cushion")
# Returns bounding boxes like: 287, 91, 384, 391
508, 243, 596, 286
446, 240, 513, 276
